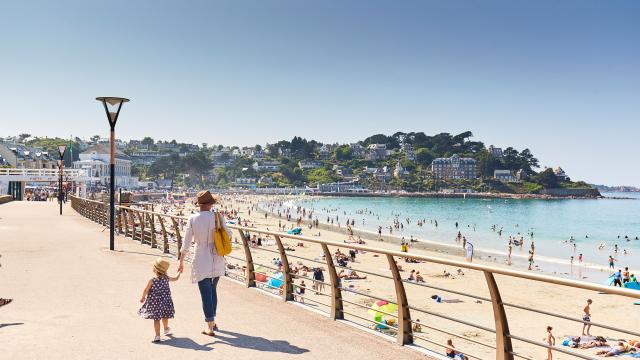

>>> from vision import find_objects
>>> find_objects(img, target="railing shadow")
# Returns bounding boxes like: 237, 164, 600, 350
214, 329, 309, 354
158, 330, 309, 355
0, 322, 24, 329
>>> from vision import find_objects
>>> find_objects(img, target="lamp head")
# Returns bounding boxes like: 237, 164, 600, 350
57, 144, 67, 159
96, 97, 129, 128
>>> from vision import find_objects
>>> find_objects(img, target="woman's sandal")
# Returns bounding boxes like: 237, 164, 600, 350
0, 298, 13, 308
201, 330, 215, 337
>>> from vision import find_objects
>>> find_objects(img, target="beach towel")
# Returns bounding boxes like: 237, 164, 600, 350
625, 353, 640, 358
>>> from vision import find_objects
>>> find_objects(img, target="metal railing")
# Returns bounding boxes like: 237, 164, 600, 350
69, 195, 640, 360
0, 167, 91, 181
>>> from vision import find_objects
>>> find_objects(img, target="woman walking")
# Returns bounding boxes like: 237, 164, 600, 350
178, 190, 231, 337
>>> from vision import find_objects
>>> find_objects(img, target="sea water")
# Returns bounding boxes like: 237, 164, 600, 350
269, 192, 639, 283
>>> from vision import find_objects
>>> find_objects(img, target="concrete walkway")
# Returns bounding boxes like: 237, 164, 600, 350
1, 201, 426, 359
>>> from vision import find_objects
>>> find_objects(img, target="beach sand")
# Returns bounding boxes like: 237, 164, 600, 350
162, 194, 640, 360
227, 195, 639, 359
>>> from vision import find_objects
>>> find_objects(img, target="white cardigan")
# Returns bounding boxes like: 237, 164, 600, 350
180, 210, 230, 283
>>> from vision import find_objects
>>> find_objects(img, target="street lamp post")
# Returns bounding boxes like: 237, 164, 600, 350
57, 145, 67, 215
96, 97, 130, 251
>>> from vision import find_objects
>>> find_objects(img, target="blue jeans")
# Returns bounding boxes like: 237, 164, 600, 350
197, 277, 220, 322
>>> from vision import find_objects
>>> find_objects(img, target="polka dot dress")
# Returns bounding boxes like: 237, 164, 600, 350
138, 275, 175, 320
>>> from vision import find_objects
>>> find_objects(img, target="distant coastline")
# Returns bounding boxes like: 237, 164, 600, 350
309, 190, 609, 200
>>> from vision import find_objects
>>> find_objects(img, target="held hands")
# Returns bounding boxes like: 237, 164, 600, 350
177, 261, 184, 274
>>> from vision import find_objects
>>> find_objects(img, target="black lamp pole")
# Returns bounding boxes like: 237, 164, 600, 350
96, 97, 130, 251
57, 145, 67, 215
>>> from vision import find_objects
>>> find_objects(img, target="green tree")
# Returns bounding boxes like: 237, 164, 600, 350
415, 148, 435, 166
532, 168, 559, 189
335, 145, 353, 161
306, 168, 336, 184
477, 150, 500, 179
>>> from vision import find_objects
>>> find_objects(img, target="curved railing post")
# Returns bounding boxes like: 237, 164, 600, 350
130, 211, 137, 241
484, 271, 514, 360
274, 235, 293, 301
237, 229, 255, 287
136, 211, 145, 244
171, 218, 182, 257
116, 208, 122, 234
386, 255, 413, 345
149, 213, 157, 248
101, 203, 107, 226
158, 216, 169, 254
122, 210, 130, 238
321, 243, 344, 320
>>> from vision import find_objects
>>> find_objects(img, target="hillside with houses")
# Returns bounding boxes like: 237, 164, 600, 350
0, 132, 595, 195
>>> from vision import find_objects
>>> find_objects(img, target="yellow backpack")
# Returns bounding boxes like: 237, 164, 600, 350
213, 212, 232, 256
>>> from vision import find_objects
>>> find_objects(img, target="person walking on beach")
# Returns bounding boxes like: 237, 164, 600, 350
608, 255, 617, 269
528, 250, 534, 270
581, 299, 592, 336
545, 326, 556, 360
612, 269, 623, 287
139, 257, 181, 343
178, 190, 230, 337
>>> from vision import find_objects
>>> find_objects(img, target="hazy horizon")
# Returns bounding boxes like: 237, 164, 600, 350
1, 1, 638, 186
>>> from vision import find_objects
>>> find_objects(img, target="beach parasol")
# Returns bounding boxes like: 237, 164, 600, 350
288, 227, 302, 235
367, 300, 398, 323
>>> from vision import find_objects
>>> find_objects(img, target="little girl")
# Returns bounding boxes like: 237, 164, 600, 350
139, 257, 181, 342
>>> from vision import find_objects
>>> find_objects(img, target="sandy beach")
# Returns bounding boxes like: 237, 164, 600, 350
172, 193, 640, 360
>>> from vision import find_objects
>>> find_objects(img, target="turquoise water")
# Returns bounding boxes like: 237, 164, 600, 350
272, 192, 640, 280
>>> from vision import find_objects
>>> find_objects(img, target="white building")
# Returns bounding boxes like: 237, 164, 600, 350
431, 154, 477, 180
552, 166, 568, 181
488, 145, 503, 158
252, 160, 281, 172
298, 160, 322, 170
318, 144, 331, 159
73, 144, 138, 189
494, 170, 518, 182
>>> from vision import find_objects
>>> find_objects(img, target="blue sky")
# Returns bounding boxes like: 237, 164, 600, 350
1, 1, 638, 185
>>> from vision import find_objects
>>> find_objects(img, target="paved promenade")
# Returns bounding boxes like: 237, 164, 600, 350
0, 201, 426, 360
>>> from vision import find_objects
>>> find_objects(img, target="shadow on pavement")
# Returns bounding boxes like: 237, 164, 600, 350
158, 330, 309, 354
0, 322, 24, 329
214, 329, 309, 354
158, 336, 213, 351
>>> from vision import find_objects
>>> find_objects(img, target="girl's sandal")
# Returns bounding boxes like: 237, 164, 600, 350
201, 330, 215, 337
152, 336, 161, 343
0, 298, 13, 308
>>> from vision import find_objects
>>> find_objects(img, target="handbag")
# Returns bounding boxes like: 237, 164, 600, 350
212, 211, 232, 256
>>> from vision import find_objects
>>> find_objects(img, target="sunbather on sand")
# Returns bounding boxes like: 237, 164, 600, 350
595, 342, 634, 357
